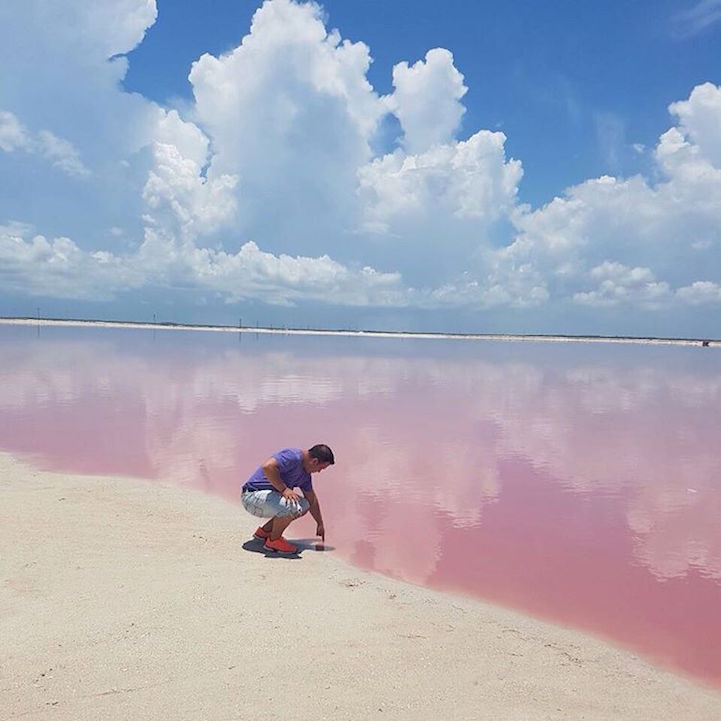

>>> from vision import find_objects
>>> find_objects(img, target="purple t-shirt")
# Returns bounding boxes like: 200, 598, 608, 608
242, 448, 312, 493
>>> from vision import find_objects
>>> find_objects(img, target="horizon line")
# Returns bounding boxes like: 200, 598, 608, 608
1, 316, 718, 348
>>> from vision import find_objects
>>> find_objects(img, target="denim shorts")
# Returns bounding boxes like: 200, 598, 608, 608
241, 489, 310, 518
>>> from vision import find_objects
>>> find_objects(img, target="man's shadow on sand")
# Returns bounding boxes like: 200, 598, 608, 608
241, 537, 335, 559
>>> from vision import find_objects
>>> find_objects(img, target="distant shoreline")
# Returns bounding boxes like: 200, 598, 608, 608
1, 316, 718, 348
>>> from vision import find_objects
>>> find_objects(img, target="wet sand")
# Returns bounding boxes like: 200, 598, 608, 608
2, 452, 720, 720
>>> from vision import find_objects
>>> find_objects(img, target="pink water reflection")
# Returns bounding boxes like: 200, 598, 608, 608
1, 325, 720, 686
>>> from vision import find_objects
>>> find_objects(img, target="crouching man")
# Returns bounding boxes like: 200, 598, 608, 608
241, 444, 334, 554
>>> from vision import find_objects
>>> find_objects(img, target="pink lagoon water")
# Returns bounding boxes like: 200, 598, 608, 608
1, 324, 720, 686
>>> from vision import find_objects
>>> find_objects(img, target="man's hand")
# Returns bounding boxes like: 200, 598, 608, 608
316, 522, 325, 541
282, 487, 302, 511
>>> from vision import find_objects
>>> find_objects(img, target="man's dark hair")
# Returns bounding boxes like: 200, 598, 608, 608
308, 444, 335, 465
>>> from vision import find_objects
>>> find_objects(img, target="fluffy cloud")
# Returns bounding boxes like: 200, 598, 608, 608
187, 0, 385, 256
493, 82, 721, 310
0, 224, 144, 300
0, 110, 89, 177
573, 262, 671, 308
668, 82, 721, 167
357, 130, 522, 289
152, 236, 409, 307
676, 280, 721, 304
142, 142, 239, 239
0, 1, 160, 157
360, 130, 521, 227
80, 0, 158, 58
0, 223, 407, 307
384, 48, 467, 155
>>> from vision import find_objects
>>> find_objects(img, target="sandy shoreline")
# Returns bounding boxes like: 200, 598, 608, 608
1, 316, 718, 347
2, 453, 720, 721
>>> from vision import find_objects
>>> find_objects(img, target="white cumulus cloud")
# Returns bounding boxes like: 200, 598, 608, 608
0, 227, 143, 300
573, 262, 671, 308
0, 110, 89, 177
676, 280, 721, 304
360, 130, 521, 227
0, 222, 409, 308
668, 82, 721, 167
142, 142, 239, 239
494, 82, 721, 311
187, 0, 385, 257
384, 48, 467, 155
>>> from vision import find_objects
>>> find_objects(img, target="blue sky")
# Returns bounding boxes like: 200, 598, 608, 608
1, 0, 721, 335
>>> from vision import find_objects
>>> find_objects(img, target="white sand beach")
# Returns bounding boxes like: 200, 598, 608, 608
2, 452, 720, 721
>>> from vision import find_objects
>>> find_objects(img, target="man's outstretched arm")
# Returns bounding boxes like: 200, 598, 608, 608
303, 488, 325, 540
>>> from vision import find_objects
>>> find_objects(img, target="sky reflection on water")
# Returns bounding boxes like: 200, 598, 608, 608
1, 325, 720, 685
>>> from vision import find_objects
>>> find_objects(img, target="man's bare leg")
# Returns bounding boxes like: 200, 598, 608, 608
269, 514, 295, 540
260, 518, 274, 534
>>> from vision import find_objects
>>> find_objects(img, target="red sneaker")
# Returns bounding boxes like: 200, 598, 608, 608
264, 536, 298, 554
253, 527, 271, 540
